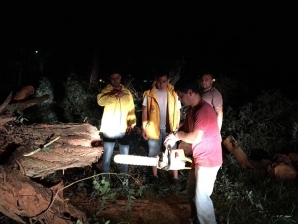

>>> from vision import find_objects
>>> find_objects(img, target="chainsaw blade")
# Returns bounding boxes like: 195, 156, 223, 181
114, 154, 158, 166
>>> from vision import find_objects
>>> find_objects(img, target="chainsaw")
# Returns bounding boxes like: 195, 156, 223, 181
114, 140, 192, 170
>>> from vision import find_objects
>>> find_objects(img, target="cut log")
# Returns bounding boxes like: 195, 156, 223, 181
223, 136, 254, 169
2, 123, 103, 178
267, 154, 297, 180
267, 163, 297, 180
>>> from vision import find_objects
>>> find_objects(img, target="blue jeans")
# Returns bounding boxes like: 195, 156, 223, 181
148, 129, 177, 157
102, 132, 130, 180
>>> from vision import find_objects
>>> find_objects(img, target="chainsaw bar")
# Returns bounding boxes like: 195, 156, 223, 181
114, 154, 158, 166
114, 149, 193, 170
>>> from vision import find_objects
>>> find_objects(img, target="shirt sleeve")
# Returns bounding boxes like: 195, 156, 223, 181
97, 86, 117, 106
142, 95, 148, 107
193, 109, 208, 132
176, 96, 182, 109
212, 89, 223, 108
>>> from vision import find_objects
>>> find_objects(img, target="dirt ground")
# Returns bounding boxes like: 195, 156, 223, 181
70, 192, 191, 224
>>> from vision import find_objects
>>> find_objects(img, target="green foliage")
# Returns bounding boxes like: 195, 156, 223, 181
24, 75, 103, 126
90, 172, 146, 213
23, 77, 59, 123
222, 90, 298, 155
93, 177, 117, 210
59, 74, 102, 127
42, 146, 51, 152
14, 114, 28, 125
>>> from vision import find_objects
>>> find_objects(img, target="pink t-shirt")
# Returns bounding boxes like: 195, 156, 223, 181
191, 100, 222, 167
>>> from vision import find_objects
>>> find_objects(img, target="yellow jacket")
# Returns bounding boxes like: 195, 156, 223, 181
97, 84, 136, 135
143, 84, 179, 139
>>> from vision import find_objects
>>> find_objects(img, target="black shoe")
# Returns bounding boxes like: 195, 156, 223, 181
173, 178, 182, 189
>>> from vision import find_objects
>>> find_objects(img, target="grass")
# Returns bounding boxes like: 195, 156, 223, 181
1, 149, 297, 224
66, 153, 298, 224
213, 155, 298, 224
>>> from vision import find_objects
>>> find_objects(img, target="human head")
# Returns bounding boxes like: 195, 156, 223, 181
175, 78, 200, 106
155, 71, 169, 91
109, 72, 122, 88
200, 73, 214, 92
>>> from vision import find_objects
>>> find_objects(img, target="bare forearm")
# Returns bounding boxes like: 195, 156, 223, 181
142, 106, 148, 129
176, 109, 181, 130
175, 130, 200, 144
217, 115, 223, 131
215, 107, 223, 131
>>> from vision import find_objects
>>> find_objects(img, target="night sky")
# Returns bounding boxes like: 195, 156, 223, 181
1, 2, 298, 98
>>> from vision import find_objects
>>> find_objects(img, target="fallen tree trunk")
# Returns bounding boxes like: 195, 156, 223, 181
0, 90, 104, 223
0, 122, 103, 223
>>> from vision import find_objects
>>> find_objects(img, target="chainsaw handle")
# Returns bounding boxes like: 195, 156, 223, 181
184, 167, 192, 169
182, 156, 192, 163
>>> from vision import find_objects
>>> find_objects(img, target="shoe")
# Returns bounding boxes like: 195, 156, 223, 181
173, 178, 182, 189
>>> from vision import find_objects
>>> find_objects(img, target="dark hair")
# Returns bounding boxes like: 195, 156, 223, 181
199, 72, 214, 80
175, 77, 200, 93
105, 66, 122, 77
155, 70, 169, 79
109, 69, 121, 76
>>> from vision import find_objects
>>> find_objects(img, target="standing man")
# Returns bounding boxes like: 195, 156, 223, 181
200, 73, 223, 132
97, 71, 136, 180
165, 78, 222, 224
142, 71, 181, 187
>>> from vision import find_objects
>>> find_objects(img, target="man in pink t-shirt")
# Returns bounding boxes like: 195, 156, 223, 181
165, 78, 222, 224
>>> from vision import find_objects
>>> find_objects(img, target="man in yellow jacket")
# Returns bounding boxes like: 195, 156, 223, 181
97, 71, 136, 180
142, 71, 181, 188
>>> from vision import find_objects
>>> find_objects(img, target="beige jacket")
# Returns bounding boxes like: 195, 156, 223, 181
143, 84, 180, 139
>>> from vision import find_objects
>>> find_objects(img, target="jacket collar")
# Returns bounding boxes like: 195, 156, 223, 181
147, 83, 174, 97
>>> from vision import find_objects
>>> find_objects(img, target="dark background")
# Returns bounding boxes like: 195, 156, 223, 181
0, 1, 297, 99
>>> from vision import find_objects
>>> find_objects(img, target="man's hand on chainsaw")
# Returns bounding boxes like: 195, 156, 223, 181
164, 132, 179, 148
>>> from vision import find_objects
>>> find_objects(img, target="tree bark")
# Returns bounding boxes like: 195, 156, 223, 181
0, 115, 103, 224
17, 123, 103, 178
0, 91, 104, 223
0, 168, 88, 224
0, 122, 103, 223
